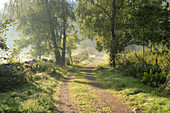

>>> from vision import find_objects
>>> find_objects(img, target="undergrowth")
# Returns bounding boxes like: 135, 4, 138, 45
0, 61, 73, 112
116, 48, 170, 91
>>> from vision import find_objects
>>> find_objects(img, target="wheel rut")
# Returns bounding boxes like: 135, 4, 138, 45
59, 70, 78, 113
81, 67, 132, 113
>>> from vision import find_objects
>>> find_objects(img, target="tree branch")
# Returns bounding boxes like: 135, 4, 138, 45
118, 0, 124, 10
128, 40, 145, 46
89, 0, 112, 19
56, 46, 63, 50
154, 47, 170, 63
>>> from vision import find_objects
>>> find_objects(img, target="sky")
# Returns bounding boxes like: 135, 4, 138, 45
0, 0, 15, 47
0, 0, 76, 9
0, 0, 9, 10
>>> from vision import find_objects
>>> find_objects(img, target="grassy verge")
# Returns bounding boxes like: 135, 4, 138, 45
71, 69, 112, 112
0, 66, 73, 113
94, 55, 170, 112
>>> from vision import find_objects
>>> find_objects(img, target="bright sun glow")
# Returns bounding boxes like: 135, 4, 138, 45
0, 0, 9, 10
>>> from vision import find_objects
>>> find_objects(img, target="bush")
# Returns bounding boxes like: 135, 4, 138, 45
0, 60, 58, 92
117, 60, 143, 78
116, 48, 169, 88
0, 64, 33, 92
141, 69, 167, 87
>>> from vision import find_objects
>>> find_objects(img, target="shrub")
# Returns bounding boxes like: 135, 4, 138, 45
141, 69, 167, 87
116, 48, 169, 88
117, 59, 144, 78
0, 60, 57, 92
0, 64, 33, 92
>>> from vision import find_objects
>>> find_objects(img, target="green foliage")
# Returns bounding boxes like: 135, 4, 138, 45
5, 0, 76, 65
0, 38, 7, 50
0, 74, 61, 113
96, 40, 103, 52
0, 60, 75, 112
80, 54, 97, 65
128, 0, 170, 48
0, 64, 33, 92
141, 69, 167, 87
66, 26, 80, 64
76, 0, 133, 52
77, 0, 170, 67
0, 60, 62, 92
117, 60, 143, 78
116, 48, 170, 88
0, 19, 14, 51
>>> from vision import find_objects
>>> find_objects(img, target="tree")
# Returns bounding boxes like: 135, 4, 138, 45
125, 0, 170, 64
76, 0, 169, 67
129, 0, 169, 48
5, 0, 75, 66
76, 0, 134, 67
60, 0, 75, 66
0, 19, 11, 51
66, 27, 79, 64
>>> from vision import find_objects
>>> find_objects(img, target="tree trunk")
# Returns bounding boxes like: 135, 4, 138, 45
69, 51, 73, 65
110, 51, 116, 67
51, 30, 61, 65
46, 1, 62, 65
46, 0, 61, 65
39, 44, 41, 59
110, 0, 116, 67
62, 19, 67, 66
39, 47, 41, 59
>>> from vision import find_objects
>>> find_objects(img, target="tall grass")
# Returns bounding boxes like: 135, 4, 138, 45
0, 61, 73, 112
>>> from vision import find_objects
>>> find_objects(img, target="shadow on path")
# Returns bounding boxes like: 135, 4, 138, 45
75, 66, 133, 113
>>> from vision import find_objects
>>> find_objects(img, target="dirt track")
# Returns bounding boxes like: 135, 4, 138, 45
59, 69, 77, 113
59, 52, 132, 113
